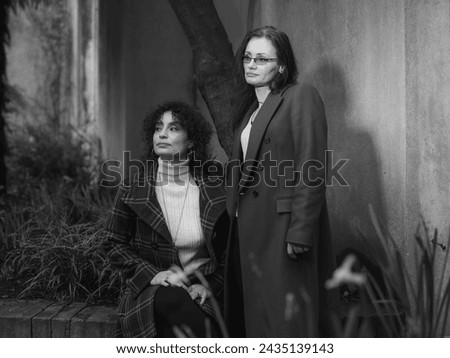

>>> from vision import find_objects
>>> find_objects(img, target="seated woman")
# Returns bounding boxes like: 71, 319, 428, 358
104, 101, 228, 338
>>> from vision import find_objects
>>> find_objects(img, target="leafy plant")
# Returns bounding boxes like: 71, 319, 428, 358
7, 122, 99, 188
366, 205, 450, 337
169, 266, 229, 338
0, 178, 119, 304
1, 119, 117, 303
326, 206, 450, 337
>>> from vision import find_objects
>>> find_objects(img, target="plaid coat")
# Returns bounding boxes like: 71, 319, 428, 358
104, 163, 228, 337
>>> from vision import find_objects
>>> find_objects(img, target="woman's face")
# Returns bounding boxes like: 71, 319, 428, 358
243, 37, 280, 87
153, 111, 191, 162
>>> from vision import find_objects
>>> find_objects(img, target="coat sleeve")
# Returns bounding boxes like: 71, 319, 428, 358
286, 84, 327, 247
204, 212, 229, 298
103, 184, 160, 298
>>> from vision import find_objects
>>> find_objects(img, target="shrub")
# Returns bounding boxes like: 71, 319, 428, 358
327, 206, 450, 337
365, 206, 450, 337
0, 179, 120, 304
1, 122, 119, 304
7, 122, 99, 187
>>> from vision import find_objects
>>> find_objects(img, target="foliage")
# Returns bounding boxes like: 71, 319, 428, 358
7, 121, 99, 187
1, 119, 118, 304
21, 0, 72, 127
0, 177, 119, 304
0, 0, 70, 193
169, 266, 229, 338
330, 207, 450, 337
365, 206, 450, 337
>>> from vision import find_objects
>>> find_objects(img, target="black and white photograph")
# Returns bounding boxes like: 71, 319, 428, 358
1, 0, 450, 355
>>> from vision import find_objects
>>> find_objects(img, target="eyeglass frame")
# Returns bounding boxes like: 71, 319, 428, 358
242, 55, 278, 66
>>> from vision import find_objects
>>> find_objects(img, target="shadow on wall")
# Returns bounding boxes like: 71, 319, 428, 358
306, 59, 387, 260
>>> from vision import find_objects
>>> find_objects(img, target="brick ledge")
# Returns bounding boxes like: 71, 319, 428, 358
0, 299, 118, 337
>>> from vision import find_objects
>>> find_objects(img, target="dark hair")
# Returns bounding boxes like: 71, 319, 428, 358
233, 26, 298, 128
142, 101, 213, 174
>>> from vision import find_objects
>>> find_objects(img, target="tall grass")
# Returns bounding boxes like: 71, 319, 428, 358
363, 206, 450, 337
0, 180, 120, 304
326, 206, 450, 337
1, 122, 120, 304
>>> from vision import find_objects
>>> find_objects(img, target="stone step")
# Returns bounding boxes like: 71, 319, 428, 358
0, 299, 117, 338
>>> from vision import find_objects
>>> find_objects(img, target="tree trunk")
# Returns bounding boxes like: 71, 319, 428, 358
169, 0, 237, 156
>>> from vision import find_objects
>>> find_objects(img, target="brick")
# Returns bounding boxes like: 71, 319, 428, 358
70, 305, 118, 338
50, 302, 87, 338
32, 301, 69, 337
0, 299, 53, 337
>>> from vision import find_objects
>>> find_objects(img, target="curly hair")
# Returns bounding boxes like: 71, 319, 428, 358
142, 101, 213, 173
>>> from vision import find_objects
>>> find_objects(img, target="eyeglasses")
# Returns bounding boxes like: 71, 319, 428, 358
242, 55, 278, 65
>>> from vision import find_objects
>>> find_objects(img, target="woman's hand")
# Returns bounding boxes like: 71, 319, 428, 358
187, 284, 211, 305
150, 270, 187, 289
287, 243, 311, 259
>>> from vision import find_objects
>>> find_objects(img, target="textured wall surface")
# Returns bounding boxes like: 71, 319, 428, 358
99, 0, 192, 164
252, 3, 450, 334
251, 0, 450, 257
98, 0, 126, 162
95, 0, 450, 335
405, 0, 450, 251
99, 0, 249, 166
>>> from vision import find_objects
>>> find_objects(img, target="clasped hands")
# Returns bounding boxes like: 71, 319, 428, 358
150, 269, 211, 305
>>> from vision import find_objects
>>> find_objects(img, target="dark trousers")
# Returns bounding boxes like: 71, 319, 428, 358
154, 286, 219, 338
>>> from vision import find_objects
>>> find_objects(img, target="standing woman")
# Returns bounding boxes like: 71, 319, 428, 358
224, 26, 337, 337
104, 101, 228, 337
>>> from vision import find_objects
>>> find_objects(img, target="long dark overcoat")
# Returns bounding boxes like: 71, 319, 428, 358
104, 163, 228, 337
224, 83, 338, 337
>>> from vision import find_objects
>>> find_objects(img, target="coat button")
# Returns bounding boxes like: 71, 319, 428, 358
151, 243, 159, 250
264, 136, 271, 144
239, 192, 244, 196
252, 190, 259, 197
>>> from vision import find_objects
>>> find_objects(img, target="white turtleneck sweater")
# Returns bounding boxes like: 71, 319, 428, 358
154, 158, 210, 271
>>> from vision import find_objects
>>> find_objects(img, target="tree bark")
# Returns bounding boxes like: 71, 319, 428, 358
169, 0, 237, 156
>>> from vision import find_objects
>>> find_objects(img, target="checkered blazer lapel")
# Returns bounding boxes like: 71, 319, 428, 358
121, 164, 172, 243
197, 176, 227, 243
121, 163, 226, 245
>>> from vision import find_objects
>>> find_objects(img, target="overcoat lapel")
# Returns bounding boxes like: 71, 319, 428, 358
231, 102, 257, 162
197, 177, 227, 242
122, 164, 226, 245
122, 166, 172, 243
227, 102, 257, 216
239, 92, 283, 188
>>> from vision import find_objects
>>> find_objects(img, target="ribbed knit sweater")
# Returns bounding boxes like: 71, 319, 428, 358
155, 158, 210, 272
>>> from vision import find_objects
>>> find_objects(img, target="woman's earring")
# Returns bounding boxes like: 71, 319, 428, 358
279, 67, 284, 74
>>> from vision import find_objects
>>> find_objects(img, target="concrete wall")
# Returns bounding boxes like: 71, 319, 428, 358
99, 0, 450, 268
250, 0, 450, 258
98, 0, 249, 166
7, 1, 73, 127
405, 0, 450, 256
7, 0, 100, 163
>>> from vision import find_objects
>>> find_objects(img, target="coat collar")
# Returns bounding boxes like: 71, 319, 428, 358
122, 162, 226, 244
